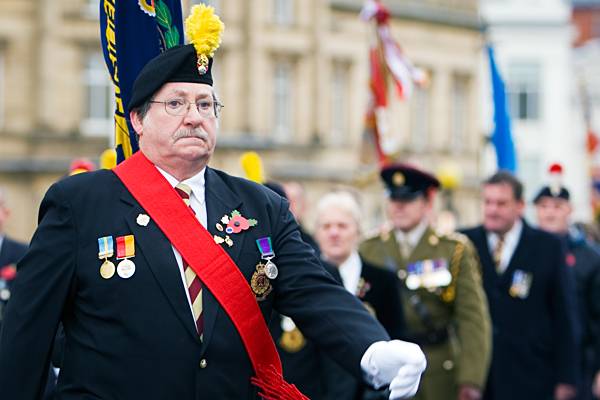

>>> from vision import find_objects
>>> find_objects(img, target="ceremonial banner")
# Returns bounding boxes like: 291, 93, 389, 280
487, 45, 517, 173
100, 0, 184, 163
360, 0, 426, 166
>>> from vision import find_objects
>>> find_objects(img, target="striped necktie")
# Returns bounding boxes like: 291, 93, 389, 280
174, 182, 204, 339
493, 235, 505, 274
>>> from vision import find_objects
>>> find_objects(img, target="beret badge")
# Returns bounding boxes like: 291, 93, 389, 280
185, 4, 224, 77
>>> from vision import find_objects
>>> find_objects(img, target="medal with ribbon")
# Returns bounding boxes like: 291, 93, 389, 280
116, 235, 136, 279
256, 237, 278, 279
250, 237, 277, 301
98, 236, 115, 279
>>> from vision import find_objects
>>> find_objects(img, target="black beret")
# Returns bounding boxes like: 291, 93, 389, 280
128, 44, 213, 111
533, 186, 570, 203
381, 163, 440, 201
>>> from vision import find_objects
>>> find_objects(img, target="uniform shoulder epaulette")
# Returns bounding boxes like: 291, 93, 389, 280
364, 224, 393, 242
438, 231, 469, 244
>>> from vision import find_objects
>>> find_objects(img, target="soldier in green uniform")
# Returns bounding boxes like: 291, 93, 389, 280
360, 163, 491, 400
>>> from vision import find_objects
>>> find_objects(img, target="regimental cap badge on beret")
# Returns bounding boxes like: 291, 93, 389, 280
185, 4, 224, 76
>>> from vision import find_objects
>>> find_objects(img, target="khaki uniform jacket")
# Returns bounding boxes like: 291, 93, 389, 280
360, 226, 491, 400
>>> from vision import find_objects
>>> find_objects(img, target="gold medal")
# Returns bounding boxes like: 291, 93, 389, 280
279, 327, 306, 353
251, 262, 272, 301
100, 259, 116, 279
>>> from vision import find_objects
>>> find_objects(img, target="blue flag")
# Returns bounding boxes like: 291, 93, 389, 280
100, 0, 184, 163
487, 45, 517, 173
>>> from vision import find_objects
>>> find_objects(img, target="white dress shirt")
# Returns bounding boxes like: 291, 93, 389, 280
338, 251, 363, 295
486, 219, 523, 273
156, 166, 207, 320
394, 219, 429, 257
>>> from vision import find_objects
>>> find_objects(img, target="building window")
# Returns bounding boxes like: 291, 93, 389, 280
273, 0, 294, 26
273, 61, 293, 142
331, 62, 349, 146
81, 52, 114, 136
410, 83, 431, 152
507, 62, 540, 121
451, 74, 470, 152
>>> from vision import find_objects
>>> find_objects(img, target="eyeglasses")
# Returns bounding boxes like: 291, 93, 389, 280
149, 98, 224, 118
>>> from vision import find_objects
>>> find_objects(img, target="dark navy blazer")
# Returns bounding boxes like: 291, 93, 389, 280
0, 167, 388, 400
0, 236, 28, 267
462, 221, 579, 400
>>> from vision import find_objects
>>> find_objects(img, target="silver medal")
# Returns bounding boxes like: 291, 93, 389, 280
117, 259, 136, 279
264, 260, 278, 279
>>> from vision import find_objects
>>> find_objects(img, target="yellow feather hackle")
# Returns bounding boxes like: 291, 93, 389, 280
240, 152, 265, 184
185, 4, 224, 59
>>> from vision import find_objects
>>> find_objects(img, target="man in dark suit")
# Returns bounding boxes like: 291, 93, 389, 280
462, 171, 579, 400
0, 7, 426, 400
314, 190, 406, 400
533, 180, 600, 400
0, 186, 28, 326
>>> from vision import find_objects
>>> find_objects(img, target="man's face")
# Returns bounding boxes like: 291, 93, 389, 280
386, 195, 430, 232
482, 183, 524, 235
315, 207, 360, 266
535, 197, 571, 234
131, 82, 218, 171
0, 204, 8, 234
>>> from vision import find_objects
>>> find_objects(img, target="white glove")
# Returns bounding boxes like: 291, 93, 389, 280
360, 340, 427, 399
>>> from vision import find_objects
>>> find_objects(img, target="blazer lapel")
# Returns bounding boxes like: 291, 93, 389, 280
472, 226, 496, 279
502, 221, 529, 284
120, 187, 200, 342
200, 168, 243, 352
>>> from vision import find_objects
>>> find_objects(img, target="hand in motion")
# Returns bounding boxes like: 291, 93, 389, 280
361, 340, 427, 399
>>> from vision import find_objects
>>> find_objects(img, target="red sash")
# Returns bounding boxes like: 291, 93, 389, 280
114, 152, 308, 400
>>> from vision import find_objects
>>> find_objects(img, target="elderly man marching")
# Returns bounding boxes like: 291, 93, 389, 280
0, 6, 426, 400
360, 163, 491, 400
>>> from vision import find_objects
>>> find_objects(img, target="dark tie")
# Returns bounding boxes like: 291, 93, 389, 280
175, 183, 204, 339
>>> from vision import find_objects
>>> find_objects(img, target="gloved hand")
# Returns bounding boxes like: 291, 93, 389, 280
360, 340, 427, 399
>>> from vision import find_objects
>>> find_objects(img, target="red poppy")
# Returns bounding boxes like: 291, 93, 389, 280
0, 265, 17, 280
227, 215, 250, 234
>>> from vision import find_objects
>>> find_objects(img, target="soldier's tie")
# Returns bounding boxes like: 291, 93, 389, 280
493, 235, 505, 273
175, 182, 204, 339
400, 237, 412, 259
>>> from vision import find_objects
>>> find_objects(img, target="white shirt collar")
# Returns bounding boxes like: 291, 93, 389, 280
337, 251, 363, 295
487, 218, 523, 272
155, 166, 206, 205
394, 218, 429, 249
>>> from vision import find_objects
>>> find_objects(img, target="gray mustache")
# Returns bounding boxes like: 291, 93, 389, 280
173, 129, 208, 141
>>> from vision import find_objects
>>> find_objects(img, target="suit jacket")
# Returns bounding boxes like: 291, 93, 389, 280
0, 235, 28, 267
322, 258, 404, 400
462, 222, 579, 400
0, 168, 389, 400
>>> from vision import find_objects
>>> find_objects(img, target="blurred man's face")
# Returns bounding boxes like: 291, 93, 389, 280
0, 199, 8, 234
482, 183, 524, 235
315, 207, 360, 267
535, 197, 571, 234
283, 182, 306, 222
386, 195, 430, 233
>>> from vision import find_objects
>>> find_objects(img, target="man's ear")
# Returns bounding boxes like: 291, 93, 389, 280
130, 110, 143, 137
